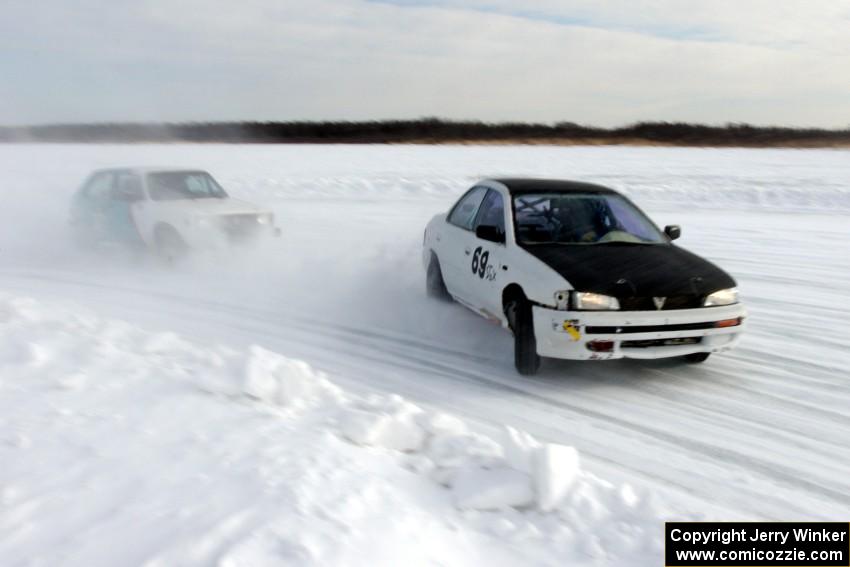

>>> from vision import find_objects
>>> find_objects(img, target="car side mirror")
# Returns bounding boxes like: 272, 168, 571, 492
476, 224, 505, 244
664, 225, 681, 241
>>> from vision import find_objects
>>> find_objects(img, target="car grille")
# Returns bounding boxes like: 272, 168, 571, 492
220, 214, 261, 240
617, 294, 703, 311
586, 321, 719, 334
621, 337, 702, 348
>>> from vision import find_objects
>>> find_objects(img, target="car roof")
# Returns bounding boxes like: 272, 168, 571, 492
91, 167, 208, 176
491, 178, 619, 195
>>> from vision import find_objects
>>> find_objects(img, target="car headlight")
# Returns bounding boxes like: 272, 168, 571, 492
570, 291, 620, 311
704, 287, 738, 307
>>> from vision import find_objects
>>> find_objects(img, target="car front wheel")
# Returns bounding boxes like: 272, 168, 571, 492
426, 254, 451, 301
506, 298, 541, 376
155, 226, 188, 264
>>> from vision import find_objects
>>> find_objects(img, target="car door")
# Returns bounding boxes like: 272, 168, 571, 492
465, 189, 508, 318
72, 172, 115, 239
439, 186, 488, 301
107, 172, 146, 245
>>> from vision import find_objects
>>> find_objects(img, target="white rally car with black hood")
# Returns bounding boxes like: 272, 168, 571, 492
423, 179, 746, 375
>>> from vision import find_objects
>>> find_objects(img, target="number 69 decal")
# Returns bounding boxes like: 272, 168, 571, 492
471, 247, 497, 281
471, 246, 488, 277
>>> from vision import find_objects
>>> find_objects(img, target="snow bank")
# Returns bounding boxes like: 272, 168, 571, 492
335, 398, 587, 513
0, 293, 669, 565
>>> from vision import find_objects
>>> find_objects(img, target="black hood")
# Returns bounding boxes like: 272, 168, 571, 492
524, 243, 735, 305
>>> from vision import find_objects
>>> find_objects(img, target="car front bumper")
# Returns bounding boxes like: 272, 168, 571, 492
532, 303, 746, 360
181, 222, 280, 249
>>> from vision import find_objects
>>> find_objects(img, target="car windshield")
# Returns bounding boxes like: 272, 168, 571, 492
513, 192, 666, 245
148, 171, 228, 201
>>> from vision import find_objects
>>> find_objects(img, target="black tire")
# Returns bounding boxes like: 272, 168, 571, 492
683, 352, 711, 363
426, 254, 452, 301
155, 226, 187, 264
506, 298, 541, 376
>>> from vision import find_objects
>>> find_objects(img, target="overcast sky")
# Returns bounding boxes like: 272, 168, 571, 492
2, 0, 849, 126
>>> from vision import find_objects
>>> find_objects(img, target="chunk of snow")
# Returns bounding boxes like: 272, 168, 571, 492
143, 331, 194, 355
243, 345, 340, 408
415, 411, 468, 437
337, 406, 425, 452
338, 407, 392, 446
452, 467, 535, 510
534, 443, 581, 512
563, 482, 608, 523
427, 432, 503, 469
502, 426, 541, 475
354, 393, 424, 424
620, 483, 640, 508
243, 347, 281, 402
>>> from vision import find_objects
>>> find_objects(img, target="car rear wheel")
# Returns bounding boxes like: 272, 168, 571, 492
683, 352, 711, 363
506, 298, 541, 376
426, 254, 451, 301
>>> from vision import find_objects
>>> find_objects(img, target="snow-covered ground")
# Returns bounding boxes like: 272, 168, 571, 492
1, 144, 849, 565
1, 294, 664, 566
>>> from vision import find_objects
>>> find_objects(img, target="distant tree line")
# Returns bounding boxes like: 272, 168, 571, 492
1, 119, 849, 146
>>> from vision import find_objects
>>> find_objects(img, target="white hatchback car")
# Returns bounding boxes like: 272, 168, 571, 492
423, 179, 746, 375
70, 167, 279, 259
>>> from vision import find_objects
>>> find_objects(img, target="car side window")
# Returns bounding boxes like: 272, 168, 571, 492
473, 189, 505, 234
447, 186, 488, 230
83, 173, 114, 200
185, 174, 212, 196
113, 173, 144, 201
